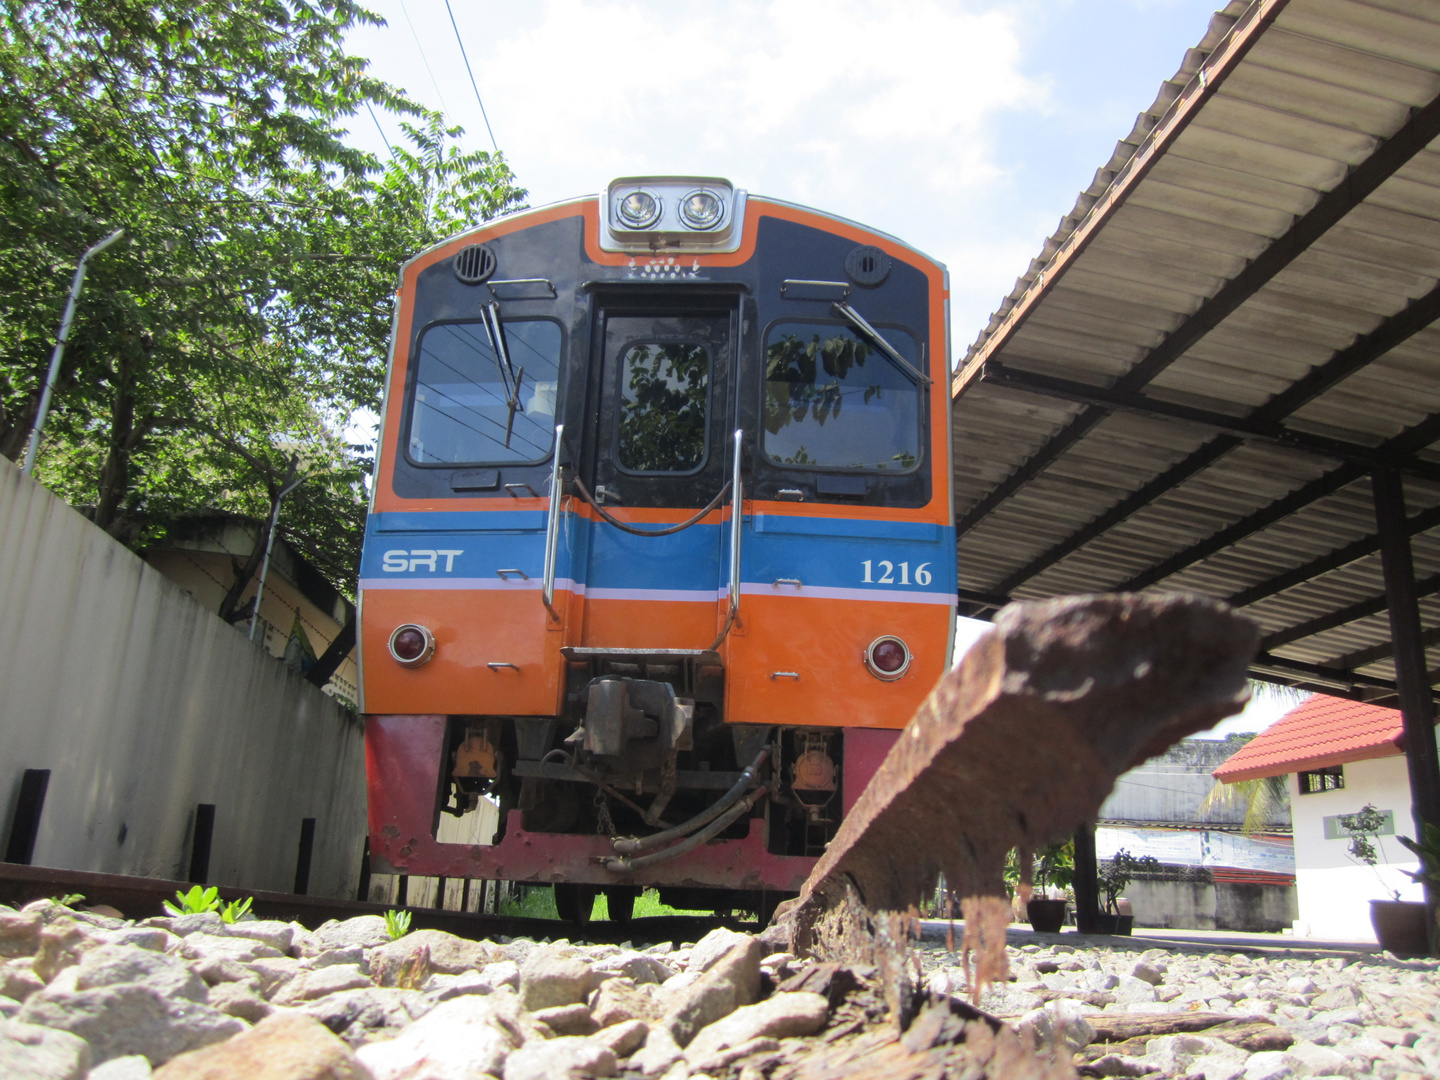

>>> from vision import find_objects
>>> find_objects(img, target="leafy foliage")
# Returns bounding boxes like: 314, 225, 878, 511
1339, 804, 1387, 867
1198, 774, 1289, 836
1035, 840, 1075, 895
1338, 802, 1402, 900
1, 0, 525, 590
162, 884, 252, 923
1398, 822, 1440, 887
1099, 848, 1158, 914
384, 908, 412, 939
163, 885, 221, 917
1198, 681, 1303, 835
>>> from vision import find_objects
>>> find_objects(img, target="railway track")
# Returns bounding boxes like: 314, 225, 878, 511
0, 861, 753, 946
5, 594, 1259, 967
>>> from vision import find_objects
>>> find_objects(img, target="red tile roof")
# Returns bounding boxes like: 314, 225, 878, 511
1212, 694, 1405, 782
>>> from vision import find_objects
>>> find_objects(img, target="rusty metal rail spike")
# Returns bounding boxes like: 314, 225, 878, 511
775, 593, 1258, 1013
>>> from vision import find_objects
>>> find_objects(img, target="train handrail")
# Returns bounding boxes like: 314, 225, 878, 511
542, 424, 564, 622
728, 429, 743, 624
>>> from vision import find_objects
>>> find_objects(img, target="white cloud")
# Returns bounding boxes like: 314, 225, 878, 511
347, 1, 1222, 355
348, 1, 1051, 355
469, 0, 1048, 208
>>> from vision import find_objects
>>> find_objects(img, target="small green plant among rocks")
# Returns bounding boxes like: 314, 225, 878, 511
385, 908, 412, 940
162, 885, 254, 923
221, 896, 253, 923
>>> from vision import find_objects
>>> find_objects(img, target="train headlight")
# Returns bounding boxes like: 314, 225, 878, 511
618, 190, 661, 229
864, 636, 911, 681
679, 189, 724, 230
389, 623, 435, 667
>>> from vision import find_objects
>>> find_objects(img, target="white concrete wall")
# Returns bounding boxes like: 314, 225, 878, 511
0, 459, 368, 899
1124, 878, 1297, 932
1290, 754, 1422, 940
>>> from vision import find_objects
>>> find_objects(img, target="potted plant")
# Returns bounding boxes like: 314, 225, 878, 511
1025, 841, 1073, 933
1096, 848, 1157, 934
1341, 804, 1431, 956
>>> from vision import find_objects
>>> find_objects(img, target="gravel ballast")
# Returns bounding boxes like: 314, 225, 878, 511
0, 898, 1436, 1079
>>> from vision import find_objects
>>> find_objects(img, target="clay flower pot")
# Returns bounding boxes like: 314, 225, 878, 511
1093, 911, 1134, 935
1370, 899, 1430, 957
1026, 897, 1068, 933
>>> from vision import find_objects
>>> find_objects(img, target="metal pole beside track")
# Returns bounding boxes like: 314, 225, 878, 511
23, 229, 124, 475
249, 465, 305, 643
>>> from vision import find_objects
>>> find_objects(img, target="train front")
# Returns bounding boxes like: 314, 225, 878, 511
358, 177, 956, 918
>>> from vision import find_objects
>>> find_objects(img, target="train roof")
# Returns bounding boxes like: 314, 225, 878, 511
400, 185, 945, 277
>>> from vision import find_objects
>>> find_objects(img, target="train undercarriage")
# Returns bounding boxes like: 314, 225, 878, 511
365, 652, 899, 920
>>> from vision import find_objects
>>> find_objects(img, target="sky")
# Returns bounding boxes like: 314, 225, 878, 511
342, 1, 1293, 737
344, 0, 1225, 357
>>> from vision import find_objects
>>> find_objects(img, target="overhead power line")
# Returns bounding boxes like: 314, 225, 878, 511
399, 0, 453, 120
443, 0, 500, 154
365, 101, 395, 158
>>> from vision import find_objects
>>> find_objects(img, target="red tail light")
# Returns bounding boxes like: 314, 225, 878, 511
388, 624, 435, 667
864, 636, 911, 681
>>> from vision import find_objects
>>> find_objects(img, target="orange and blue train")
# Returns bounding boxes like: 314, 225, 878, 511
359, 177, 955, 920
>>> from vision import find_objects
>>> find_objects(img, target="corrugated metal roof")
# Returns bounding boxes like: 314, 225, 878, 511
951, 0, 1440, 703
1212, 693, 1402, 778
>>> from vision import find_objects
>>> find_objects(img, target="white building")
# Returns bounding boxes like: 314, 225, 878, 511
1214, 695, 1424, 941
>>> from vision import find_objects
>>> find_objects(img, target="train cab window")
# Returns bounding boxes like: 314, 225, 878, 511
407, 318, 562, 465
762, 322, 922, 471
616, 341, 710, 473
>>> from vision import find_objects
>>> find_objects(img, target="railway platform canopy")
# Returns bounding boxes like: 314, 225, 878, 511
953, 0, 1440, 705
950, 0, 1440, 830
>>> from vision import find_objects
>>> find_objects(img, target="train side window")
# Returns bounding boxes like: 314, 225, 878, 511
761, 321, 922, 471
407, 319, 562, 465
616, 341, 710, 473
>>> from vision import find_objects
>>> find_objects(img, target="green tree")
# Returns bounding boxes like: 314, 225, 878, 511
1197, 681, 1305, 834
1, 1, 524, 589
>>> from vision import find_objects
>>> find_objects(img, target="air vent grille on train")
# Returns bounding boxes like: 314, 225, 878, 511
454, 244, 497, 285
845, 245, 890, 288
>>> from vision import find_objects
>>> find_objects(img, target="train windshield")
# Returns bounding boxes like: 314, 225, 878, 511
761, 322, 922, 471
406, 318, 562, 465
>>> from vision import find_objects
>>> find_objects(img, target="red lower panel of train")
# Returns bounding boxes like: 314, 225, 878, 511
365, 714, 898, 893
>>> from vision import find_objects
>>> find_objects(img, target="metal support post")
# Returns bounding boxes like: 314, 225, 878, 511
1073, 821, 1100, 933
23, 230, 124, 474
248, 462, 304, 643
1372, 468, 1440, 928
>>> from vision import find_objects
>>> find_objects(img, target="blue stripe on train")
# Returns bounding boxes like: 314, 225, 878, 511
362, 511, 957, 598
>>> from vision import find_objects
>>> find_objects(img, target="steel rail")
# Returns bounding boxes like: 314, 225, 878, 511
0, 862, 749, 943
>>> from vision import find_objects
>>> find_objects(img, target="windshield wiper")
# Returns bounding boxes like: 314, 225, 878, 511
482, 301, 526, 445
831, 302, 930, 387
